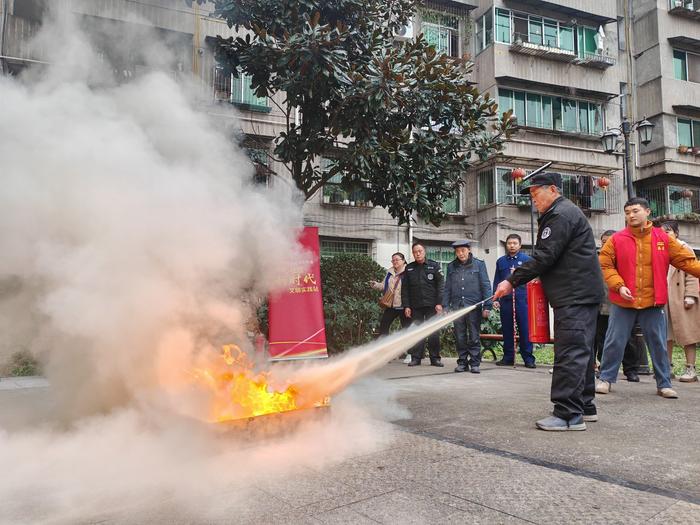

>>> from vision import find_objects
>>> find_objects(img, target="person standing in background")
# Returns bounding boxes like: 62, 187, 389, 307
370, 252, 410, 337
402, 242, 445, 367
492, 233, 535, 368
443, 240, 492, 374
660, 221, 700, 383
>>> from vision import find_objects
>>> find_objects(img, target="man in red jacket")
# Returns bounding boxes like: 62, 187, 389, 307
597, 197, 700, 398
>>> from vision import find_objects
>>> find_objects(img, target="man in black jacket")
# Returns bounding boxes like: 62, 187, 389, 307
494, 172, 605, 431
402, 242, 445, 367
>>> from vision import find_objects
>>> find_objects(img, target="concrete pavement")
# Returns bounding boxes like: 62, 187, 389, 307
1, 360, 699, 524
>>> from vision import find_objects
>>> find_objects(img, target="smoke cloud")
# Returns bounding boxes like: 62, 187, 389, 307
0, 7, 420, 523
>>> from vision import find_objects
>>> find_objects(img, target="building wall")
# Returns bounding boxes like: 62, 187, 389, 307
5, 0, 700, 267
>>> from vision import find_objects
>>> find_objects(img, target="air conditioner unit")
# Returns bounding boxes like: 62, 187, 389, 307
395, 20, 414, 40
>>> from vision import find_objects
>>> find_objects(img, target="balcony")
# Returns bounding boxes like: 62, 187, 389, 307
638, 184, 700, 221
574, 51, 616, 69
509, 32, 577, 63
669, 0, 700, 20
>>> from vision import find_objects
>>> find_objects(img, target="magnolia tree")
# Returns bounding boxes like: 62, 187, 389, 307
189, 0, 514, 225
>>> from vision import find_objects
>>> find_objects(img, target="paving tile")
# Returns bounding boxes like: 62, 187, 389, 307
344, 490, 460, 524
646, 501, 700, 524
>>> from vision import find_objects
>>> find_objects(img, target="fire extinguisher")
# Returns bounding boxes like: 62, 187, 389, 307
527, 279, 551, 343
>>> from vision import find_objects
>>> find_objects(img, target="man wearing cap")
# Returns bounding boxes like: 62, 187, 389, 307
494, 172, 605, 431
443, 240, 492, 373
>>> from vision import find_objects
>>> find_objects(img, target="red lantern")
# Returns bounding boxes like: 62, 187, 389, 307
682, 188, 694, 199
511, 167, 526, 182
597, 176, 611, 190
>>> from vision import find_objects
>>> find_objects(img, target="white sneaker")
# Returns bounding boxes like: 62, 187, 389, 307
403, 355, 412, 364
657, 387, 679, 399
595, 380, 611, 394
679, 366, 698, 383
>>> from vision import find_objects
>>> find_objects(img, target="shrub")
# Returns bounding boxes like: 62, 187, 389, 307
320, 254, 386, 354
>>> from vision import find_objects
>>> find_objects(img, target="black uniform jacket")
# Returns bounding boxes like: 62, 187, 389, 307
401, 259, 445, 309
507, 196, 605, 308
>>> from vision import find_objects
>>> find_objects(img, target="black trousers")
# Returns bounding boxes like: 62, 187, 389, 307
378, 307, 411, 336
552, 304, 599, 420
594, 315, 642, 374
408, 306, 441, 360
454, 308, 481, 367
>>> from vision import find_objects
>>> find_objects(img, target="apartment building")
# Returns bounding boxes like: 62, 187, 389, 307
633, 0, 700, 248
3, 0, 697, 268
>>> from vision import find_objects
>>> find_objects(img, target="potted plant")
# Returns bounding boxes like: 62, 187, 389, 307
679, 145, 689, 154
693, 146, 700, 155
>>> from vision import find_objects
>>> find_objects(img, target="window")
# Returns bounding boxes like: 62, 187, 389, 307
528, 16, 543, 45
213, 66, 270, 112
321, 158, 370, 206
559, 26, 574, 51
498, 88, 513, 115
677, 118, 700, 147
478, 168, 495, 207
443, 190, 461, 214
526, 93, 542, 127
495, 8, 511, 44
617, 17, 626, 51
496, 167, 529, 205
495, 8, 576, 52
320, 239, 370, 258
674, 50, 688, 80
246, 147, 271, 186
423, 12, 460, 57
232, 73, 269, 110
673, 49, 700, 83
639, 184, 700, 217
425, 246, 455, 274
497, 87, 603, 134
577, 26, 598, 59
475, 10, 493, 53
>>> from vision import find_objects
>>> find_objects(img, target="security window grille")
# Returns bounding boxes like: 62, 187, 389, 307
425, 246, 455, 275
320, 239, 371, 258
483, 166, 616, 213
246, 148, 271, 186
321, 158, 370, 206
498, 88, 603, 134
423, 11, 460, 57
213, 66, 270, 112
639, 185, 700, 217
478, 168, 495, 207
443, 190, 461, 214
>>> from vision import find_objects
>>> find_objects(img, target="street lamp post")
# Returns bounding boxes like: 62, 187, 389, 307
601, 117, 655, 199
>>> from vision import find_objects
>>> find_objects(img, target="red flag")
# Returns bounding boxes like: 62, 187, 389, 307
268, 227, 328, 360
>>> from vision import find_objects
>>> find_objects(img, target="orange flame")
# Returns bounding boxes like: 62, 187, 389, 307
193, 344, 327, 422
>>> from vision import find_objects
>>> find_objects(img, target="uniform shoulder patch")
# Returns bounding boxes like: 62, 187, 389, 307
541, 227, 552, 239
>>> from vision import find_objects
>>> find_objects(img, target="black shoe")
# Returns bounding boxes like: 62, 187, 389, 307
454, 364, 468, 373
524, 362, 537, 369
430, 358, 444, 367
407, 359, 421, 367
495, 359, 514, 366
625, 371, 640, 382
470, 366, 480, 374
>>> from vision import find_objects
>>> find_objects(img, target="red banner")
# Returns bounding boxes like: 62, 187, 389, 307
268, 226, 328, 360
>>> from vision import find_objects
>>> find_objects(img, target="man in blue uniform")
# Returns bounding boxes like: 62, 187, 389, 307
443, 240, 492, 374
492, 234, 536, 368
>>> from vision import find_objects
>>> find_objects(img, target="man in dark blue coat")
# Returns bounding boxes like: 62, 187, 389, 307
443, 240, 493, 374
492, 234, 536, 368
